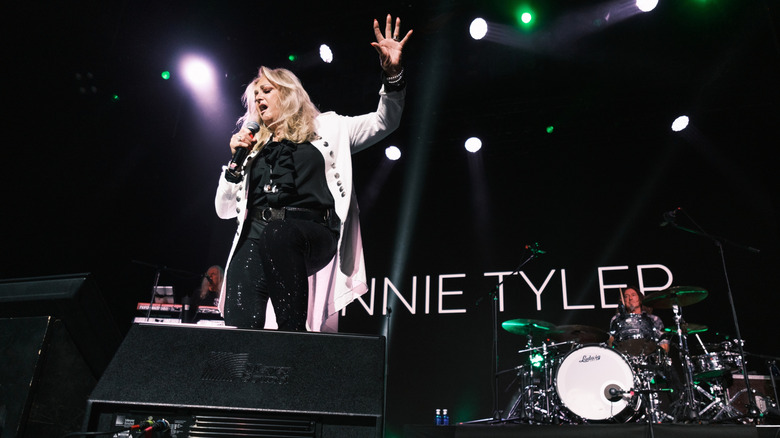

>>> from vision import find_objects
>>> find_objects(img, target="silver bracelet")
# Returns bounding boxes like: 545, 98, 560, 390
386, 68, 404, 84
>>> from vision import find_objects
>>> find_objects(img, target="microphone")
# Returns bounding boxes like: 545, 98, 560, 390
525, 243, 547, 255
659, 207, 680, 227
605, 385, 629, 402
225, 121, 261, 183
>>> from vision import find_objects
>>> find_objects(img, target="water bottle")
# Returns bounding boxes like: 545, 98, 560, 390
442, 409, 450, 426
435, 409, 442, 425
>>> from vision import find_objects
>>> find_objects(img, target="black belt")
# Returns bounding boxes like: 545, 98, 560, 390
251, 206, 332, 224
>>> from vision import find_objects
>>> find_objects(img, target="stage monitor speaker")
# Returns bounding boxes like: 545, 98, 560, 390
84, 324, 385, 437
727, 373, 779, 419
0, 273, 122, 378
0, 316, 97, 438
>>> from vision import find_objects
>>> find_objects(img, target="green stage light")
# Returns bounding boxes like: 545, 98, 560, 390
514, 5, 536, 29
161, 71, 171, 80
529, 353, 544, 368
546, 125, 554, 134
288, 54, 297, 62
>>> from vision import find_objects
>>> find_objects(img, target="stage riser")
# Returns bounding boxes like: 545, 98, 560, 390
404, 424, 768, 438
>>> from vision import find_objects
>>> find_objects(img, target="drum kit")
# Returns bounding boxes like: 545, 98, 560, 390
498, 286, 775, 424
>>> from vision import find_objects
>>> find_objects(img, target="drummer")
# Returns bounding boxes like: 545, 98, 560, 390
608, 287, 669, 354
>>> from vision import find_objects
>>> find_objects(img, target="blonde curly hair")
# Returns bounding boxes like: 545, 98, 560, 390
237, 66, 320, 149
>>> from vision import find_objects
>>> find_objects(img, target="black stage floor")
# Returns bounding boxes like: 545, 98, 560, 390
404, 423, 780, 438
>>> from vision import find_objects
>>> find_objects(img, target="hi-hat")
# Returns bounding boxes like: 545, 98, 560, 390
643, 286, 708, 308
549, 325, 608, 343
502, 318, 556, 336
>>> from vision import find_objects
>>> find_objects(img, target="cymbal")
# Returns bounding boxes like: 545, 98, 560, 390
549, 325, 609, 343
643, 286, 708, 308
685, 323, 708, 334
663, 323, 708, 335
501, 318, 556, 336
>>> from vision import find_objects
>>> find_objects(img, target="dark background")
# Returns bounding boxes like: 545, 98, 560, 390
4, 0, 779, 436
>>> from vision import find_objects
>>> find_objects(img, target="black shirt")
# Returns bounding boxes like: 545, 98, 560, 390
248, 139, 335, 210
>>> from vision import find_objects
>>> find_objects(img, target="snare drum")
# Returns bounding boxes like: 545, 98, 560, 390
692, 351, 743, 380
555, 344, 640, 421
612, 314, 658, 356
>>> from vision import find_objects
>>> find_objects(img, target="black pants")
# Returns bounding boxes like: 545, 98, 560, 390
224, 218, 337, 331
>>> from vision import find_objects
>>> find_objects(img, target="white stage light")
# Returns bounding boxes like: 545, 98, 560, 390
181, 55, 215, 88
636, 0, 659, 12
671, 115, 689, 132
465, 137, 482, 153
319, 44, 334, 63
470, 18, 488, 40
385, 145, 402, 161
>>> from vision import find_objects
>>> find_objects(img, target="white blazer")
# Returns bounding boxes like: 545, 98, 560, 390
215, 85, 405, 332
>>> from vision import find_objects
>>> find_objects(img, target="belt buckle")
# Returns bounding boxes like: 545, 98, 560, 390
261, 207, 284, 222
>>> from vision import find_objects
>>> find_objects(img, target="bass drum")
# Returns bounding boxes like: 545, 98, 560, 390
555, 344, 640, 422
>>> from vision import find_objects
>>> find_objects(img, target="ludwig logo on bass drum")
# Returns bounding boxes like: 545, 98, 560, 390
578, 354, 601, 363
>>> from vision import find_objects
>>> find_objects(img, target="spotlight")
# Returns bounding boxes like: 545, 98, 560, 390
385, 145, 401, 161
671, 115, 689, 132
469, 18, 488, 40
181, 55, 215, 88
515, 6, 536, 29
464, 137, 482, 153
636, 0, 659, 12
319, 44, 333, 63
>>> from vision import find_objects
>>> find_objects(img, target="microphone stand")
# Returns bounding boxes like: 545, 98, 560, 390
665, 209, 761, 419
132, 260, 201, 321
474, 245, 543, 422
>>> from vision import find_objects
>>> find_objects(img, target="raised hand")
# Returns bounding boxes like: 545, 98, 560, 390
371, 14, 412, 77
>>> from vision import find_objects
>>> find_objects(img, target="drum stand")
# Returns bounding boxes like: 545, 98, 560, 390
669, 303, 701, 421
503, 340, 562, 424
635, 373, 676, 423
694, 380, 742, 421
625, 351, 676, 424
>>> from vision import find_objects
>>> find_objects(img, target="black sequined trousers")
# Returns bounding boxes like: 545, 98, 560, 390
224, 218, 337, 331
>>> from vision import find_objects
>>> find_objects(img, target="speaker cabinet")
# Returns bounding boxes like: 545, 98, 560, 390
0, 273, 122, 378
0, 316, 97, 438
727, 373, 779, 418
84, 324, 385, 437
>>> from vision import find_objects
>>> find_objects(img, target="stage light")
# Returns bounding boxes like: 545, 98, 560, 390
319, 44, 333, 63
636, 0, 659, 12
178, 53, 227, 125
181, 55, 215, 88
514, 6, 536, 29
161, 71, 171, 80
464, 137, 482, 153
671, 115, 689, 132
385, 145, 401, 161
469, 18, 488, 40
546, 125, 554, 134
288, 54, 297, 62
